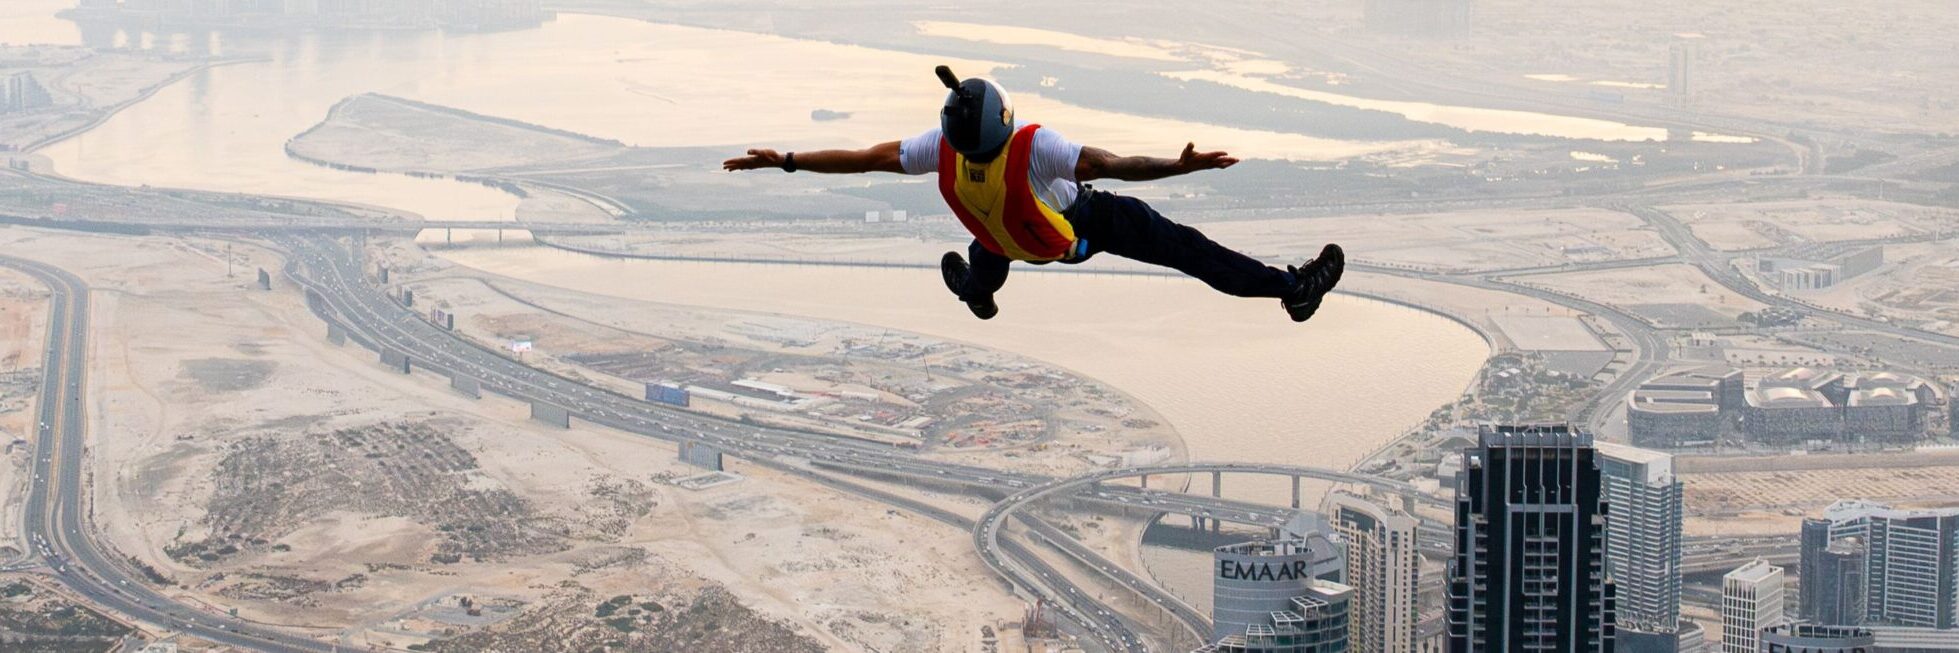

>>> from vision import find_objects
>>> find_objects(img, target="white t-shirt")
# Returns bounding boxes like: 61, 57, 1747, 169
899, 121, 1084, 213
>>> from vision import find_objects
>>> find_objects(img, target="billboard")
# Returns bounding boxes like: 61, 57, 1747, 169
529, 401, 571, 428
647, 383, 690, 408
451, 375, 481, 399
678, 442, 723, 471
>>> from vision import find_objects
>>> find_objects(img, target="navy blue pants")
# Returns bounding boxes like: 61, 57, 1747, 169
961, 190, 1294, 299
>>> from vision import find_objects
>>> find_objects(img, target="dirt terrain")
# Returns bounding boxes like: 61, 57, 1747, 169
0, 578, 132, 652
0, 225, 1023, 651
0, 267, 49, 557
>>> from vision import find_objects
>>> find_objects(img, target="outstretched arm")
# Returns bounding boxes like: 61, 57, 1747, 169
722, 141, 905, 174
1074, 142, 1238, 182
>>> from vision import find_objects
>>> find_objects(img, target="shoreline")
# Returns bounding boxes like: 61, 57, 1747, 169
521, 235, 1501, 482
413, 246, 1202, 467
519, 234, 1495, 604
24, 56, 265, 155
529, 234, 1502, 354
283, 97, 532, 199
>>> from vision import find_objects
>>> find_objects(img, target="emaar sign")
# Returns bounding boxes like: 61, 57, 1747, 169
1218, 559, 1313, 582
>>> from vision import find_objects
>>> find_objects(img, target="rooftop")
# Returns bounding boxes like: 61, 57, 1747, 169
1770, 366, 1823, 383
1749, 386, 1832, 408
1725, 558, 1782, 584
1477, 422, 1591, 448
1628, 395, 1721, 414
1595, 441, 1673, 467
1825, 499, 1959, 523
1849, 387, 1915, 407
1634, 389, 1716, 403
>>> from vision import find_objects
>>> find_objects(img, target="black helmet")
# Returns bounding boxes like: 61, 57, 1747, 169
936, 65, 1014, 161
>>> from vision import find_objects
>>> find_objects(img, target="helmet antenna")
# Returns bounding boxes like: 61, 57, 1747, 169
935, 65, 963, 93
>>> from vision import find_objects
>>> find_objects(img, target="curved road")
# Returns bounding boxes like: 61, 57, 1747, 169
277, 235, 1169, 649
2, 255, 338, 652
10, 230, 1668, 652
2, 242, 1166, 652
1626, 203, 1959, 349
975, 463, 1447, 649
282, 234, 1488, 650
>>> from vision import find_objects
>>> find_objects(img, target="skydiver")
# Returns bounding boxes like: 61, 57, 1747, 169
723, 66, 1344, 322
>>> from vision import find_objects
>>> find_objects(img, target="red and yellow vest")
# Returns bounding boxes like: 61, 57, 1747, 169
937, 124, 1077, 262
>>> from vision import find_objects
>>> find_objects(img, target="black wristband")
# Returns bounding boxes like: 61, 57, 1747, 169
783, 152, 797, 173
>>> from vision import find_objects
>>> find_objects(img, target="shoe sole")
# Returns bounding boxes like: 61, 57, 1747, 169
940, 252, 966, 296
941, 252, 998, 320
1286, 244, 1346, 323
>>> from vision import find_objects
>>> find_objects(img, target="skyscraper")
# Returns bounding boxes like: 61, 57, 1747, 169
1801, 517, 1831, 621
1328, 489, 1421, 653
1816, 541, 1868, 626
1197, 533, 1353, 653
1446, 423, 1616, 652
1720, 559, 1785, 653
1801, 517, 1867, 626
1, 73, 54, 115
1823, 501, 1959, 629
1596, 443, 1684, 636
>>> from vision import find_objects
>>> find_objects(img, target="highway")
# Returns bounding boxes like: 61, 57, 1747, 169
278, 234, 1156, 649
287, 234, 1445, 651
0, 242, 1175, 652
974, 464, 1450, 652
1019, 514, 1210, 643
549, 235, 1683, 436
1348, 261, 1674, 433
0, 242, 1158, 651
1, 255, 340, 652
4, 199, 1885, 651
279, 232, 1494, 650
755, 456, 1152, 652
0, 221, 1787, 652
1626, 203, 1959, 350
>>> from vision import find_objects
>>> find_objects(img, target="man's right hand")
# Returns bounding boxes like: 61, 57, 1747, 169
723, 149, 785, 171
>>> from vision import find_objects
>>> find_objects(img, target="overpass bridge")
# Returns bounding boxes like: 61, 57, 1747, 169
974, 464, 1452, 647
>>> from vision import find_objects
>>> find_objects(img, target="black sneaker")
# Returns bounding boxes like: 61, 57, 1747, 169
940, 252, 999, 320
1282, 244, 1345, 323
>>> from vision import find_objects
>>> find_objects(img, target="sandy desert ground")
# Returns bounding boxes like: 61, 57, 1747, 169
1799, 241, 1959, 337
1665, 198, 1957, 251
0, 225, 1031, 651
1518, 263, 1770, 327
0, 266, 49, 557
